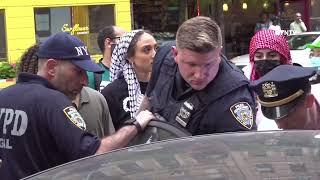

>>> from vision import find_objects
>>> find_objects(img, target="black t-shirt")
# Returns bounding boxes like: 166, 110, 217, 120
0, 73, 100, 180
101, 76, 148, 130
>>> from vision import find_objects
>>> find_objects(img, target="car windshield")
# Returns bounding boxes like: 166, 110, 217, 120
25, 130, 320, 180
287, 34, 319, 50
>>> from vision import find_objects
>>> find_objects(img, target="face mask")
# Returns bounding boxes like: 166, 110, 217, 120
254, 60, 281, 77
310, 57, 320, 69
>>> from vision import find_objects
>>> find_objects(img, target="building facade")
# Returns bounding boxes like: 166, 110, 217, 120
132, 0, 320, 59
0, 0, 131, 63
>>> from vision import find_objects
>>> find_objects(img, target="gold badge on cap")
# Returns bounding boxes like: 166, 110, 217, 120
262, 82, 278, 98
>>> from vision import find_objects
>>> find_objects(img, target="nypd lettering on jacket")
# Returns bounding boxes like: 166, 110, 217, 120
0, 108, 28, 149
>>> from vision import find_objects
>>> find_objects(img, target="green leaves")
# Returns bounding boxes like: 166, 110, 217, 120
0, 61, 16, 79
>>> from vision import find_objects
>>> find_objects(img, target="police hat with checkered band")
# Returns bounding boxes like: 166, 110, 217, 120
250, 65, 316, 120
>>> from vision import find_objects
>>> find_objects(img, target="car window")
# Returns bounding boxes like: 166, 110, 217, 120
287, 34, 319, 50
25, 130, 320, 180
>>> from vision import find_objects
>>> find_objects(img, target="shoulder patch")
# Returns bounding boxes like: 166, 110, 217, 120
230, 102, 253, 129
63, 106, 86, 130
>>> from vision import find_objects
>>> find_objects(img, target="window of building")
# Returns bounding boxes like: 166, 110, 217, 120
34, 5, 115, 55
311, 0, 320, 31
0, 10, 7, 60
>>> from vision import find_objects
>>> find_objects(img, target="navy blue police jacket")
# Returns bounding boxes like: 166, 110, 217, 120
146, 45, 257, 135
0, 73, 100, 180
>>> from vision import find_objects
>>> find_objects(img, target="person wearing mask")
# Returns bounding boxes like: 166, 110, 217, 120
101, 30, 157, 130
251, 65, 319, 130
0, 32, 154, 179
87, 26, 126, 91
141, 16, 257, 135
242, 29, 292, 130
290, 12, 307, 34
307, 41, 320, 70
17, 43, 115, 138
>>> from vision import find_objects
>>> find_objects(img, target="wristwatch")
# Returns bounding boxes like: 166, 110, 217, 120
123, 118, 142, 133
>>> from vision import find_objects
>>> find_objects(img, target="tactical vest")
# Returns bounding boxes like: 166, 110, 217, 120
148, 47, 250, 135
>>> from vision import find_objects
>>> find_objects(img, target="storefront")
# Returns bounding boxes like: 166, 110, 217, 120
0, 0, 131, 63
132, 0, 319, 59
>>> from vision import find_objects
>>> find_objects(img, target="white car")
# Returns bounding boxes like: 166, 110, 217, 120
230, 32, 320, 69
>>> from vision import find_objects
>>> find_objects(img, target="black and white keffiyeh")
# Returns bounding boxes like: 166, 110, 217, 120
110, 29, 144, 118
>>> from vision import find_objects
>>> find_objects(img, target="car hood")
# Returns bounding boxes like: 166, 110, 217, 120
25, 130, 320, 180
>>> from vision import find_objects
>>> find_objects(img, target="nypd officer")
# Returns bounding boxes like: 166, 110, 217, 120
142, 16, 257, 135
0, 32, 154, 180
251, 65, 319, 129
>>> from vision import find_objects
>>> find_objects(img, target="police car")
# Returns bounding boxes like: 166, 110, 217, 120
23, 129, 320, 179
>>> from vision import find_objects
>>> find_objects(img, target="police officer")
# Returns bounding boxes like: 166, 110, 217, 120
0, 32, 154, 180
251, 65, 319, 129
143, 16, 257, 135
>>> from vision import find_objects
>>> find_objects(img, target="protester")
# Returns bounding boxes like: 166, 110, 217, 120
248, 29, 292, 80
101, 30, 157, 130
17, 43, 115, 138
0, 32, 154, 179
142, 16, 257, 135
290, 12, 307, 33
251, 65, 319, 129
87, 26, 126, 91
242, 29, 293, 130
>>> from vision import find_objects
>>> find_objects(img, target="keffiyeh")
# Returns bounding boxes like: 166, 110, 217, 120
249, 29, 292, 80
110, 30, 144, 118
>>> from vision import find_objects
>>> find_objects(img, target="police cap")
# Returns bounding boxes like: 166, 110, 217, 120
250, 65, 316, 120
37, 32, 104, 73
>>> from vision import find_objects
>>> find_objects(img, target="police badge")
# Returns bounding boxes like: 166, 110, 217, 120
230, 102, 253, 129
175, 101, 195, 127
63, 106, 86, 130
262, 82, 278, 98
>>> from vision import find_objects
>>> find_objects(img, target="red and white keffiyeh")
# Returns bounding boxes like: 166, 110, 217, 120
249, 29, 292, 80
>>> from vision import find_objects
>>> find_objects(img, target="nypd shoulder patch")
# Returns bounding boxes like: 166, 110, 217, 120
63, 106, 86, 130
230, 102, 253, 129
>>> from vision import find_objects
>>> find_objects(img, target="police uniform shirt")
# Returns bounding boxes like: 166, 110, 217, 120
0, 73, 100, 180
146, 45, 257, 135
101, 76, 148, 130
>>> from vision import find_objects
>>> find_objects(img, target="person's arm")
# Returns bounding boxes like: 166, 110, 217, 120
95, 110, 154, 154
300, 21, 307, 32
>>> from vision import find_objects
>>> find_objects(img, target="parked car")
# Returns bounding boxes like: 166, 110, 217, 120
24, 130, 320, 180
229, 32, 320, 69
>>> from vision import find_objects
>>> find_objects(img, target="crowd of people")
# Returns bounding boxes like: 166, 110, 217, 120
0, 15, 319, 179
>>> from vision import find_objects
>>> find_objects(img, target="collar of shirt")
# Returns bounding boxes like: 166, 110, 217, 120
98, 58, 110, 70
173, 72, 194, 101
17, 72, 56, 90
78, 87, 90, 108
